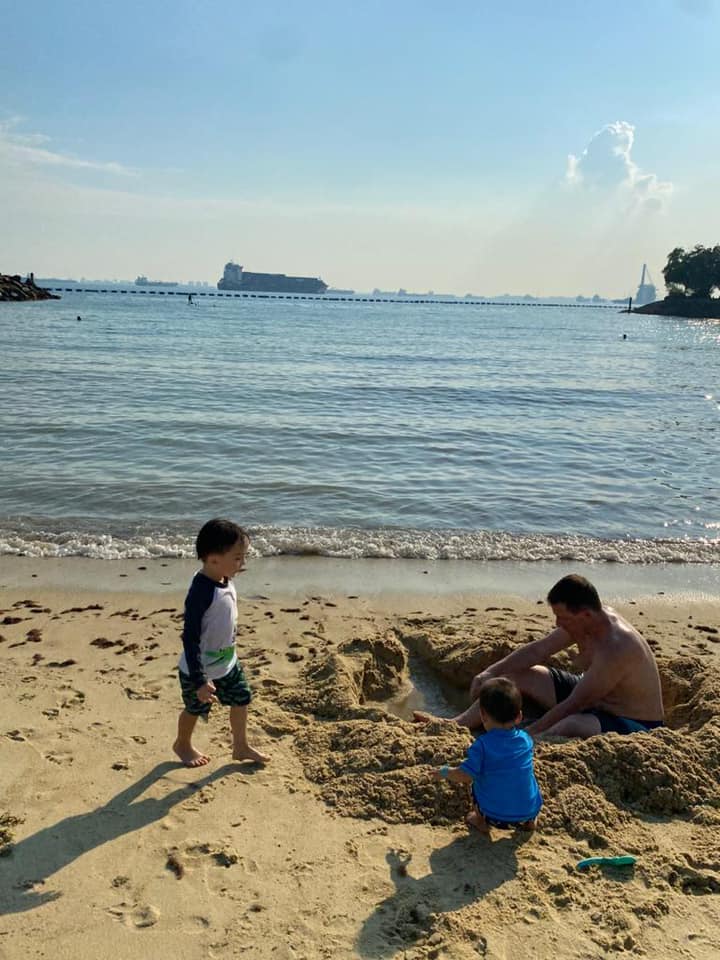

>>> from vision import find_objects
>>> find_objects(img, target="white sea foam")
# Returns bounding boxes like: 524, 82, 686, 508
0, 523, 717, 564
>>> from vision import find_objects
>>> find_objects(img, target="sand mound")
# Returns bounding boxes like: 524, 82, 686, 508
296, 716, 471, 824
278, 632, 407, 719
660, 654, 720, 731
0, 811, 22, 855
287, 630, 720, 836
537, 720, 720, 843
535, 654, 720, 843
283, 631, 473, 823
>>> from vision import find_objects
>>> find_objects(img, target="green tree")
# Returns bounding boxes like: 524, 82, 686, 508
662, 244, 720, 298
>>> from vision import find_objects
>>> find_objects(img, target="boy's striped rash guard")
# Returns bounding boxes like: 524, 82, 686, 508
178, 572, 238, 688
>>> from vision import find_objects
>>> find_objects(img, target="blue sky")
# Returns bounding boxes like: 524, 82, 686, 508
2, 0, 719, 294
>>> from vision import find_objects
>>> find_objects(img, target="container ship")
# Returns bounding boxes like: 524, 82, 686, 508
135, 275, 178, 287
217, 262, 327, 294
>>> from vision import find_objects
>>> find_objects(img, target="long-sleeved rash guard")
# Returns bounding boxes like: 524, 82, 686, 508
178, 572, 238, 688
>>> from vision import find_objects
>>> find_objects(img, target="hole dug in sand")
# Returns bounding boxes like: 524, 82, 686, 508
280, 631, 473, 826
281, 627, 720, 842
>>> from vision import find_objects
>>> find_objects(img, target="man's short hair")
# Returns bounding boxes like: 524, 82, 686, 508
478, 677, 522, 724
547, 574, 601, 612
195, 518, 249, 560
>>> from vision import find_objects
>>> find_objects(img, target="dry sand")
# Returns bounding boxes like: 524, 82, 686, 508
1, 559, 719, 959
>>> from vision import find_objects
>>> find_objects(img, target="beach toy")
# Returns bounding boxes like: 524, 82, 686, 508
576, 855, 636, 870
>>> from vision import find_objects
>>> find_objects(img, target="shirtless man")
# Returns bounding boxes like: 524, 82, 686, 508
421, 575, 664, 738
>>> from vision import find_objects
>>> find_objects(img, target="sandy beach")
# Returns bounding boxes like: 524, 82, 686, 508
2, 558, 719, 960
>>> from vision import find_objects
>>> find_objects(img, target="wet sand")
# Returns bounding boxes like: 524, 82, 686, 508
1, 557, 719, 959
2, 554, 720, 599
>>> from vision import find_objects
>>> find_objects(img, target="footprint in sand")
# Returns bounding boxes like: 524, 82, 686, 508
5, 728, 34, 742
90, 637, 122, 649
59, 604, 103, 614
181, 784, 217, 811
60, 689, 85, 709
107, 901, 160, 928
166, 841, 241, 895
124, 684, 161, 700
669, 863, 720, 895
44, 750, 74, 765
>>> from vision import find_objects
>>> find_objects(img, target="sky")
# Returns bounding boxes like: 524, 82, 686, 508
1, 0, 719, 296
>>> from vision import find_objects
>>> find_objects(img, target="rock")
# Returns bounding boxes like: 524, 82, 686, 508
0, 273, 60, 302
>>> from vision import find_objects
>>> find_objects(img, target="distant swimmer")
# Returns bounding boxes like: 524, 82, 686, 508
188, 293, 194, 304
622, 333, 627, 340
76, 315, 82, 321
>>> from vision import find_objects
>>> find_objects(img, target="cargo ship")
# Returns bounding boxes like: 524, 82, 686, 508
217, 262, 327, 294
135, 275, 178, 287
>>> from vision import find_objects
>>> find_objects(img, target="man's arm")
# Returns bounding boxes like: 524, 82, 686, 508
470, 627, 571, 698
527, 649, 628, 736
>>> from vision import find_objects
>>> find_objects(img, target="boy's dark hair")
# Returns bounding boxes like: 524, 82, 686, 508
478, 677, 522, 724
195, 518, 249, 560
546, 574, 601, 612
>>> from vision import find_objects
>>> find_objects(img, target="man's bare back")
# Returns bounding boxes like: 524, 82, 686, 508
575, 606, 663, 722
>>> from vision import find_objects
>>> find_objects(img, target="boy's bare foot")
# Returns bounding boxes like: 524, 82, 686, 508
232, 745, 270, 764
515, 818, 537, 832
465, 810, 491, 834
173, 741, 210, 767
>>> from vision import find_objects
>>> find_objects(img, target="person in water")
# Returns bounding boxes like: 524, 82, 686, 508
417, 574, 664, 738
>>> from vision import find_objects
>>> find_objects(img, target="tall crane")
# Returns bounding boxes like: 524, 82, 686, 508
635, 264, 657, 306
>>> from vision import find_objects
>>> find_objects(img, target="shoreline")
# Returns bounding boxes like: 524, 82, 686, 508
1, 554, 720, 601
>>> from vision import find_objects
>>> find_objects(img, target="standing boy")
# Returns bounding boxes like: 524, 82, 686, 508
173, 518, 270, 768
433, 678, 541, 832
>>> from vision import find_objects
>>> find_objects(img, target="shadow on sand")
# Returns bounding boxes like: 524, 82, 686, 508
0, 761, 239, 914
357, 831, 531, 958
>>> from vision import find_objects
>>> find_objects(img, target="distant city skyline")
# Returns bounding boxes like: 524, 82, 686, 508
2, 1, 719, 297
33, 274, 632, 302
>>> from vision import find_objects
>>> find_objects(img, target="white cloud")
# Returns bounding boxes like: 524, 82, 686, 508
0, 119, 136, 177
566, 121, 672, 208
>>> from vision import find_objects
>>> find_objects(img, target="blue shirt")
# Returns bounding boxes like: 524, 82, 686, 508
459, 727, 542, 823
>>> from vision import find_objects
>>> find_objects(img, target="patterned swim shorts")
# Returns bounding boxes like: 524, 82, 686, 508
179, 662, 252, 717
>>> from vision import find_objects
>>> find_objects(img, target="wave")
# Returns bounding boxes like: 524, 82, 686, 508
0, 522, 717, 564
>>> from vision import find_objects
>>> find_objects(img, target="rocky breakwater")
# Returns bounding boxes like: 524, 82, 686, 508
0, 273, 60, 302
634, 296, 720, 319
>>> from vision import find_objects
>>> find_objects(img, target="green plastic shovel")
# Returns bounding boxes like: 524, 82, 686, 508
577, 855, 637, 870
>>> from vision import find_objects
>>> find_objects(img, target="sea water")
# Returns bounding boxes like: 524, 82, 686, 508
1, 293, 718, 563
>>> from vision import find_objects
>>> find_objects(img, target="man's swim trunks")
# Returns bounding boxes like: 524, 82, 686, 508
547, 666, 663, 735
548, 667, 583, 704
179, 662, 252, 717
